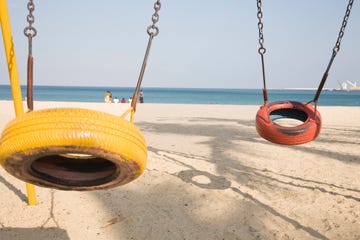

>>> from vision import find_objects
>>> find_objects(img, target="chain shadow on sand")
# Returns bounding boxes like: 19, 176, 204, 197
150, 142, 360, 203
1, 117, 358, 239
140, 116, 360, 163
91, 152, 330, 239
92, 173, 332, 239
189, 117, 360, 163
230, 186, 330, 240
3, 116, 351, 239
139, 118, 360, 196
133, 118, 360, 238
149, 140, 360, 200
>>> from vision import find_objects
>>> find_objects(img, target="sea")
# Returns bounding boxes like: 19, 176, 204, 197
0, 85, 359, 106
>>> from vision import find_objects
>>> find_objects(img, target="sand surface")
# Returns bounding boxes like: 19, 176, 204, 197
0, 101, 359, 240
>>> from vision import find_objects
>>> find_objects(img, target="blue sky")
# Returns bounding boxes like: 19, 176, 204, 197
1, 0, 359, 89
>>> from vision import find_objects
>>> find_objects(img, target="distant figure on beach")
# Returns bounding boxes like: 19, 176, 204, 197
121, 97, 126, 103
113, 97, 119, 103
104, 90, 112, 103
139, 90, 144, 103
128, 97, 133, 104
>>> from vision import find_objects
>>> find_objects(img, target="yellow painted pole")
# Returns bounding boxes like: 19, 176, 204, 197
0, 0, 37, 206
25, 184, 37, 206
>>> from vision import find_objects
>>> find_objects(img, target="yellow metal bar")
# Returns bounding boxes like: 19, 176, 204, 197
0, 0, 37, 206
0, 0, 24, 116
26, 184, 37, 205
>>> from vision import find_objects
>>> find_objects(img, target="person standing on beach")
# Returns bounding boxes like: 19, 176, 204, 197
104, 90, 112, 103
139, 90, 144, 103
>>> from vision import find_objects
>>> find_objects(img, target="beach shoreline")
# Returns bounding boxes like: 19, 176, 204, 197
1, 86, 360, 106
0, 101, 359, 240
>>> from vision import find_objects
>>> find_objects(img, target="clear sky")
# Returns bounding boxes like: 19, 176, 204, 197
1, 0, 359, 89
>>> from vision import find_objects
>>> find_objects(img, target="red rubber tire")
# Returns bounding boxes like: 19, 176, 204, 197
256, 101, 322, 145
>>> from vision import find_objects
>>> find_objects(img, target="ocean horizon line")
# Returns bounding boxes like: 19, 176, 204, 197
0, 85, 359, 106
0, 84, 342, 91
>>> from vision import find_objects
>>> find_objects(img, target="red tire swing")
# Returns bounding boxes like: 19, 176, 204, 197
255, 0, 354, 145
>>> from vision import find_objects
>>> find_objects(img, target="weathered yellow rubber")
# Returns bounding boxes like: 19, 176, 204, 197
0, 108, 147, 190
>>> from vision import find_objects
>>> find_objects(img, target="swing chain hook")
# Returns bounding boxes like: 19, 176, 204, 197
24, 0, 37, 54
256, 0, 266, 55
256, 0, 268, 104
131, 0, 161, 113
147, 0, 161, 37
24, 0, 37, 111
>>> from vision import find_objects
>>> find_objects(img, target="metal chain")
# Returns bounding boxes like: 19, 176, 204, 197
21, 0, 161, 113
131, 0, 161, 113
24, 0, 37, 55
24, 0, 37, 111
257, 0, 266, 55
313, 0, 354, 103
256, 0, 354, 105
332, 0, 353, 56
147, 0, 161, 37
256, 0, 268, 104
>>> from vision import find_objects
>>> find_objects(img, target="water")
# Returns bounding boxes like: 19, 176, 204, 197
0, 85, 359, 106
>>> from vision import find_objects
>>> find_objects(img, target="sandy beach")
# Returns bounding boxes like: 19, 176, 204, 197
0, 100, 359, 240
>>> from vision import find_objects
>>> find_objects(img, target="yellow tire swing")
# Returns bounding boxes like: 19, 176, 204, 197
0, 0, 161, 191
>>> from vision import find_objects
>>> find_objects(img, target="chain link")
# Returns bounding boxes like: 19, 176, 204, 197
256, 0, 354, 105
24, 0, 37, 110
313, 0, 354, 103
256, 0, 268, 103
24, 0, 37, 39
332, 0, 353, 55
147, 0, 161, 37
257, 0, 266, 55
132, 0, 162, 113
21, 0, 161, 113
